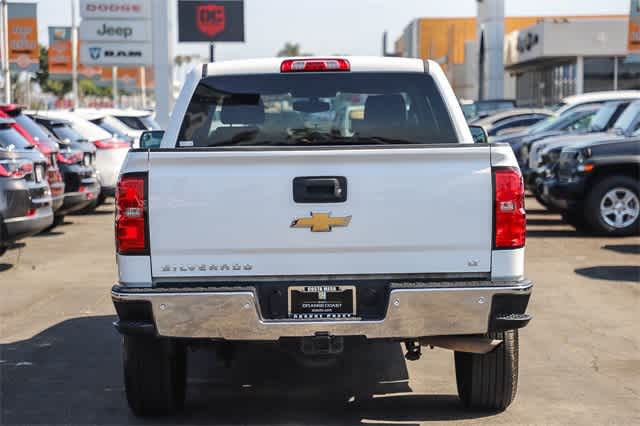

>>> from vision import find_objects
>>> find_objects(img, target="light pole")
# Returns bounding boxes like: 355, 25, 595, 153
1, 0, 11, 103
71, 0, 79, 108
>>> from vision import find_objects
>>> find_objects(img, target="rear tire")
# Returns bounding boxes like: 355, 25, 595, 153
561, 209, 588, 231
123, 336, 187, 417
455, 330, 519, 411
584, 176, 640, 236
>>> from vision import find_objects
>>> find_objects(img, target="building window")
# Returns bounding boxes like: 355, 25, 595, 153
584, 58, 615, 92
617, 59, 640, 90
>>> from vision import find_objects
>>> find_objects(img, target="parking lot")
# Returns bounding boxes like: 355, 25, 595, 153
0, 197, 637, 425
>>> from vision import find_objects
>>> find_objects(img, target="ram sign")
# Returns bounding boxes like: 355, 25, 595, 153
79, 43, 152, 66
178, 0, 245, 42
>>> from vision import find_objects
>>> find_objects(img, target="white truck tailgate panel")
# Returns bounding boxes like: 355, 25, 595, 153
148, 147, 492, 278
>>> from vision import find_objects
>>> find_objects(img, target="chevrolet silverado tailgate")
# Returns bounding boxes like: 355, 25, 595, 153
148, 146, 492, 278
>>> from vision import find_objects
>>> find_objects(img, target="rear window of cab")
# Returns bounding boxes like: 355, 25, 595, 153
177, 72, 458, 148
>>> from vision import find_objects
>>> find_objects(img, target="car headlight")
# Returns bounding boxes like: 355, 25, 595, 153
83, 153, 91, 167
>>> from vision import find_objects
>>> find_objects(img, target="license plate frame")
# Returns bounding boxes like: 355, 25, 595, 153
288, 285, 356, 319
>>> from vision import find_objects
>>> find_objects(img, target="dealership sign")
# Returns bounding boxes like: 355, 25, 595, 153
178, 0, 245, 42
79, 0, 151, 19
79, 20, 151, 42
78, 0, 152, 66
80, 43, 152, 66
7, 3, 39, 72
48, 26, 102, 79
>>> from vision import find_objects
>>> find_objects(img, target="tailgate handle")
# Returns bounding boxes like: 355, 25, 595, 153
293, 177, 347, 203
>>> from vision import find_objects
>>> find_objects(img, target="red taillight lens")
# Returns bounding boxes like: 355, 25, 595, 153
0, 160, 32, 179
494, 167, 526, 249
281, 58, 350, 72
57, 151, 83, 164
94, 138, 130, 149
116, 174, 147, 254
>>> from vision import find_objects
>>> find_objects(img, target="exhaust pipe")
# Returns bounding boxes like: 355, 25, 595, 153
419, 336, 503, 354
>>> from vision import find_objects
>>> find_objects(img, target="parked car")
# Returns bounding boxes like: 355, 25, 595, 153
37, 111, 130, 204
526, 100, 635, 194
28, 114, 101, 214
553, 90, 640, 116
465, 99, 517, 121
0, 105, 65, 212
112, 57, 531, 416
70, 110, 133, 145
492, 104, 599, 168
0, 120, 53, 254
471, 108, 552, 139
75, 108, 160, 147
547, 136, 639, 236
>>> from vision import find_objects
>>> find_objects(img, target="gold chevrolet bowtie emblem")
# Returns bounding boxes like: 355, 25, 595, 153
291, 212, 351, 232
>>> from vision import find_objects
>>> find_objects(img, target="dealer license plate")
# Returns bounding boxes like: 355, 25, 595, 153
288, 285, 356, 319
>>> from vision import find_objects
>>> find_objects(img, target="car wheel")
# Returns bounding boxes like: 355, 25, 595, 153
585, 176, 640, 236
455, 330, 519, 411
97, 193, 107, 206
0, 216, 6, 256
123, 336, 187, 417
45, 215, 65, 232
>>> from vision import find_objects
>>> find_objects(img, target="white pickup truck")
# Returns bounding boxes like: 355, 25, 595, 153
112, 57, 532, 416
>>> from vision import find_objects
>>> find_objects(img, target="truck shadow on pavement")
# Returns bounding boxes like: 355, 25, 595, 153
574, 266, 640, 283
0, 316, 497, 425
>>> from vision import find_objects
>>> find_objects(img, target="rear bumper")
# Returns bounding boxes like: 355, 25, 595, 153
112, 280, 532, 340
57, 180, 101, 215
4, 208, 54, 241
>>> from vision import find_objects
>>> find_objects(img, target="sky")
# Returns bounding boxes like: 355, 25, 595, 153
33, 0, 631, 61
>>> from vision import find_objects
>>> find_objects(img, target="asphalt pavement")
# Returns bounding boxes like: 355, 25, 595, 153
1, 198, 639, 425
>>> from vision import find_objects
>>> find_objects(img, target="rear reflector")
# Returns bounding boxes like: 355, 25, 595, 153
116, 174, 147, 255
494, 167, 526, 249
281, 58, 350, 73
94, 138, 131, 149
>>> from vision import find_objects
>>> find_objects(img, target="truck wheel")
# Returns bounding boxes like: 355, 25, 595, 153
454, 330, 519, 411
585, 176, 640, 236
123, 336, 187, 417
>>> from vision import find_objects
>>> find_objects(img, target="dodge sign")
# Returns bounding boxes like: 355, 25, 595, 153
178, 0, 245, 42
79, 0, 151, 20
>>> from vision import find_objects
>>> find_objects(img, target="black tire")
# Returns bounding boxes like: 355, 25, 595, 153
0, 216, 6, 256
45, 215, 65, 232
561, 209, 588, 231
584, 175, 640, 237
123, 336, 187, 417
97, 193, 107, 206
533, 192, 550, 209
455, 330, 519, 411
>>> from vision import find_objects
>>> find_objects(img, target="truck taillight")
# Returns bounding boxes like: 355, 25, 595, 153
494, 167, 526, 249
281, 58, 350, 72
116, 174, 148, 255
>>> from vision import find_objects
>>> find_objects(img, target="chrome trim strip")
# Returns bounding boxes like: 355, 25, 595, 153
112, 282, 532, 340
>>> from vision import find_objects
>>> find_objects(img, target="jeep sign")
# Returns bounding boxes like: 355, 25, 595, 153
178, 0, 245, 42
79, 0, 151, 19
79, 42, 152, 65
79, 20, 151, 42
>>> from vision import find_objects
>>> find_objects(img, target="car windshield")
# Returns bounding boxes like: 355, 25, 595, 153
589, 103, 621, 132
115, 115, 159, 131
527, 109, 595, 134
178, 72, 458, 147
50, 123, 87, 143
139, 115, 161, 130
0, 126, 33, 150
612, 102, 640, 133
92, 119, 132, 141
13, 114, 50, 141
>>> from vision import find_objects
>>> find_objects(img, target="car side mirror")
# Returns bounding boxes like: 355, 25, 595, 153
469, 125, 488, 144
140, 130, 164, 149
